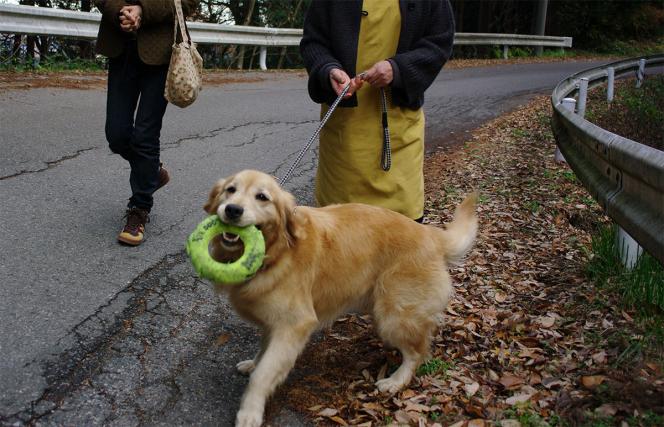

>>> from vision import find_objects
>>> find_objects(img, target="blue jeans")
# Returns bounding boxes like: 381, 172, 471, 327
105, 41, 169, 212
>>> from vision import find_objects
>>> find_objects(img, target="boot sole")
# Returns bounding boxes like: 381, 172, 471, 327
118, 235, 145, 246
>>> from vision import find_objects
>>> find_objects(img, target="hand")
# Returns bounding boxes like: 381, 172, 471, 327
329, 68, 363, 98
119, 5, 142, 32
361, 60, 393, 88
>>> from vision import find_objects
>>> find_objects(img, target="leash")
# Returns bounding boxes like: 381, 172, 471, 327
379, 88, 391, 171
279, 76, 392, 186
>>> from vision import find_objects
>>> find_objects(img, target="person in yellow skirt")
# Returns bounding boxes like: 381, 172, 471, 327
300, 0, 455, 221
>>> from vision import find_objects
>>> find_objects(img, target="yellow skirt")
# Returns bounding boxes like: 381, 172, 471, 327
314, 0, 425, 220
316, 90, 425, 220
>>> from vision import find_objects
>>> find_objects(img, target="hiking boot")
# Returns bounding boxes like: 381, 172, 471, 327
157, 163, 170, 191
118, 207, 150, 246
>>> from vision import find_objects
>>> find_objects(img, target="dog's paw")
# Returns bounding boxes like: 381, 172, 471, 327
236, 359, 256, 375
235, 409, 263, 427
375, 377, 405, 395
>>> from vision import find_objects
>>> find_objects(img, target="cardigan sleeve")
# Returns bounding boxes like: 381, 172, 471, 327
138, 0, 198, 25
299, 0, 343, 104
97, 0, 125, 27
390, 0, 454, 107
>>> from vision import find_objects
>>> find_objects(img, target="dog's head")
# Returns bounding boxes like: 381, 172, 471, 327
203, 170, 298, 250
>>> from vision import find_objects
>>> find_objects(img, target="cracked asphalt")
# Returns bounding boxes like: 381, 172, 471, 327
0, 60, 606, 426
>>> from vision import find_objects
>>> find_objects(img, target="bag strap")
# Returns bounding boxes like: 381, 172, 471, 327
172, 0, 190, 45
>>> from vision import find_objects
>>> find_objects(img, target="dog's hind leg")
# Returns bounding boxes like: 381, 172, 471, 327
374, 329, 429, 395
235, 319, 317, 427
373, 295, 438, 394
236, 329, 270, 375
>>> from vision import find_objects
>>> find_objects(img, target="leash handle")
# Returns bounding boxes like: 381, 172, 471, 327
379, 88, 391, 171
279, 81, 352, 186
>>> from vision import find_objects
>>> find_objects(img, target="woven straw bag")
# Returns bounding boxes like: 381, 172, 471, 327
164, 0, 202, 108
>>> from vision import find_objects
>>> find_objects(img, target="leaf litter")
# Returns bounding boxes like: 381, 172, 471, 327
263, 95, 664, 426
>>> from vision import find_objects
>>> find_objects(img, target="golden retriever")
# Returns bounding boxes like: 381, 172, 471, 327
203, 169, 478, 427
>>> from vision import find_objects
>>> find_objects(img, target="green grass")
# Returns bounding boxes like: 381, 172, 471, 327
621, 76, 664, 128
525, 200, 541, 213
0, 56, 104, 72
587, 226, 664, 313
416, 358, 453, 377
585, 225, 664, 361
500, 404, 558, 427
587, 37, 664, 56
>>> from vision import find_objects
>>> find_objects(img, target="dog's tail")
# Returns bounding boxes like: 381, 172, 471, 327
439, 192, 479, 265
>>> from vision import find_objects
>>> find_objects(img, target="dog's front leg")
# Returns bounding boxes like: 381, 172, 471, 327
235, 321, 316, 427
236, 329, 271, 375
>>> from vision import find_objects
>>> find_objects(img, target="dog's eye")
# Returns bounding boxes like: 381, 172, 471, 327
255, 193, 269, 202
226, 186, 236, 194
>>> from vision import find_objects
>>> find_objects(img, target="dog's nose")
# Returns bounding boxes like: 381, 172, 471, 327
225, 204, 244, 220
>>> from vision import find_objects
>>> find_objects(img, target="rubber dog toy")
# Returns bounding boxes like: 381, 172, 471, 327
186, 216, 265, 284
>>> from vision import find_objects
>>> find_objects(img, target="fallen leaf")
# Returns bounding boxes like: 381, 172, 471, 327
318, 408, 338, 417
536, 316, 556, 328
592, 351, 607, 364
499, 374, 525, 389
595, 403, 617, 417
330, 416, 348, 426
215, 333, 230, 346
464, 382, 480, 396
377, 363, 388, 380
393, 410, 414, 424
581, 375, 606, 389
505, 393, 534, 405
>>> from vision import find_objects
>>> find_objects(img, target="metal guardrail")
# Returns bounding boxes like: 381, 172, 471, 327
0, 4, 572, 51
551, 55, 664, 265
0, 4, 303, 46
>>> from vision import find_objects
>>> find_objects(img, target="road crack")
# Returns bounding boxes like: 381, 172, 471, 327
0, 147, 97, 181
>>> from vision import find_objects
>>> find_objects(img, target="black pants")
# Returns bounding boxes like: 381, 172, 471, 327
105, 41, 169, 212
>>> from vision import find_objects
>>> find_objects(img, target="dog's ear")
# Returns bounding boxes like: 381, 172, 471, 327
276, 189, 298, 247
203, 178, 227, 214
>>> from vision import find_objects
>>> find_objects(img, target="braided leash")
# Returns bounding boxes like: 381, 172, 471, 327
279, 81, 352, 186
379, 88, 392, 171
279, 75, 392, 185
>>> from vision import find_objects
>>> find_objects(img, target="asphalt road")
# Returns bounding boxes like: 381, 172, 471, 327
0, 59, 607, 426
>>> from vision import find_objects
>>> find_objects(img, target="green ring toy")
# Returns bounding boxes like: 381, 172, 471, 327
186, 215, 265, 284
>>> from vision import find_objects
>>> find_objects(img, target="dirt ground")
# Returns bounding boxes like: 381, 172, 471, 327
265, 97, 664, 427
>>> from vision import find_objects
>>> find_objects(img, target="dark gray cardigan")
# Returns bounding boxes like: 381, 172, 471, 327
300, 0, 455, 110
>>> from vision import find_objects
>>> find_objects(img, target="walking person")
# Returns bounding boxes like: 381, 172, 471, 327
300, 0, 454, 221
95, 0, 198, 245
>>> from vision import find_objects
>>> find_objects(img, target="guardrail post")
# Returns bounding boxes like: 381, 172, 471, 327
617, 226, 643, 269
503, 45, 509, 59
259, 46, 267, 71
555, 98, 576, 163
636, 58, 645, 88
577, 77, 588, 118
607, 67, 615, 102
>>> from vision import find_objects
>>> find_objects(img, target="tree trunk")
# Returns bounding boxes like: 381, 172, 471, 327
454, 0, 465, 32
277, 0, 304, 69
79, 0, 94, 59
235, 0, 257, 70
12, 34, 23, 62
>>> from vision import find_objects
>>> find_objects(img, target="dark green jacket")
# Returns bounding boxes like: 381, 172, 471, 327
95, 0, 198, 65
